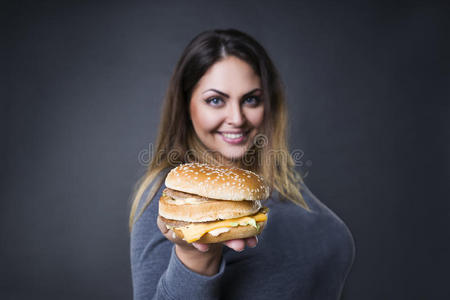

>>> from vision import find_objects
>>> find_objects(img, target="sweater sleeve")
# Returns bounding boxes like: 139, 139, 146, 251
130, 172, 226, 300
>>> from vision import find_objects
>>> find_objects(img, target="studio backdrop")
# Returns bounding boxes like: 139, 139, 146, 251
2, 1, 449, 299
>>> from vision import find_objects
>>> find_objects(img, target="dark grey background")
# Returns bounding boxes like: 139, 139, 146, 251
3, 1, 449, 299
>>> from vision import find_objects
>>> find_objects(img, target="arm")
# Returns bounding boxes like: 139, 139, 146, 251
130, 179, 227, 300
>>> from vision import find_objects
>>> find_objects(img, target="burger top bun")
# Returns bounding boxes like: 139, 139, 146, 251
165, 162, 270, 201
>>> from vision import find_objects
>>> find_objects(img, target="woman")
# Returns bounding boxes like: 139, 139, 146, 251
129, 28, 355, 299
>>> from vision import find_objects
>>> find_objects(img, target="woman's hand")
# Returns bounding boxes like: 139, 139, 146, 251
157, 216, 258, 276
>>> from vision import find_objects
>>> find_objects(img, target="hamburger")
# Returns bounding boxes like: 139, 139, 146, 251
159, 162, 270, 243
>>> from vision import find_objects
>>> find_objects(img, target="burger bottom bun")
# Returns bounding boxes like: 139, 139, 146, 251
172, 220, 267, 244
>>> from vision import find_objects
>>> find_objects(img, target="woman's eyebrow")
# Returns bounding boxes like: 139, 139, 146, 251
202, 88, 261, 98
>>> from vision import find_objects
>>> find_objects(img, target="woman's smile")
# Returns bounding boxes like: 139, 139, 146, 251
217, 129, 250, 144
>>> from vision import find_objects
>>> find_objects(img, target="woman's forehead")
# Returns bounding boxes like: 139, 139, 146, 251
195, 56, 261, 93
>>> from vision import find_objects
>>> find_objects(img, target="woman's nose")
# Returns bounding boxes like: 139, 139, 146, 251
226, 102, 245, 126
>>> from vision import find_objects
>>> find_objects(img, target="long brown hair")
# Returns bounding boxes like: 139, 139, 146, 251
129, 29, 309, 231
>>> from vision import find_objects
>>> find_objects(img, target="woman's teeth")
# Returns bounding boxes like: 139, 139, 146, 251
222, 133, 244, 139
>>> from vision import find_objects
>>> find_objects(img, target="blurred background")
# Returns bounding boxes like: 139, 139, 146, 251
2, 0, 449, 299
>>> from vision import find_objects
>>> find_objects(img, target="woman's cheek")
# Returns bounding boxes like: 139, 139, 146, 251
199, 110, 224, 133
191, 105, 214, 132
245, 107, 264, 127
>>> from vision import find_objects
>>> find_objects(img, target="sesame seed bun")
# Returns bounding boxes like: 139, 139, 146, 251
165, 162, 270, 201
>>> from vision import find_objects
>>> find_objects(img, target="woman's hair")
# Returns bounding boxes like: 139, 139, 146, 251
129, 28, 309, 231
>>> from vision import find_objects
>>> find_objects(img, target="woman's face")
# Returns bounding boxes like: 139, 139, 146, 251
189, 56, 264, 163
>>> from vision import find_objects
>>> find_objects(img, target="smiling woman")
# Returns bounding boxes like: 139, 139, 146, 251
129, 28, 355, 300
189, 56, 265, 162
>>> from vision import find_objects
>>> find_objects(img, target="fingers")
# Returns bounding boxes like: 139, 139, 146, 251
246, 236, 258, 248
157, 216, 214, 254
157, 216, 185, 244
192, 242, 210, 252
223, 239, 246, 252
156, 216, 169, 234
223, 236, 258, 252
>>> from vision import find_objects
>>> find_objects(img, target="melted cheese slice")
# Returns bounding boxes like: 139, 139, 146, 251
176, 209, 268, 243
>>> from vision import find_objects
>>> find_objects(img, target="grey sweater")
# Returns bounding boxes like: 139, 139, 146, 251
130, 171, 355, 300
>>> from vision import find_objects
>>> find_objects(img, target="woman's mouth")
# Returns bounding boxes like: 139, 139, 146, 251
218, 130, 249, 144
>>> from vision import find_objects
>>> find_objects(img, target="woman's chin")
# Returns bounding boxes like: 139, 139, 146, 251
215, 149, 247, 163
208, 138, 255, 164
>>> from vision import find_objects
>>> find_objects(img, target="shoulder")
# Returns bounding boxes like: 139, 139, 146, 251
134, 168, 172, 218
131, 167, 172, 237
130, 168, 172, 259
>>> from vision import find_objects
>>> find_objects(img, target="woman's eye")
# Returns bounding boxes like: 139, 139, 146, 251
243, 96, 261, 106
205, 97, 224, 106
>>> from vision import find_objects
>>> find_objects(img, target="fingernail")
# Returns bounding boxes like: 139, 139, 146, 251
193, 243, 209, 252
249, 237, 258, 248
247, 240, 257, 248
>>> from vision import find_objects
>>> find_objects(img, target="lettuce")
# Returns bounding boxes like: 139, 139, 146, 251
247, 218, 257, 228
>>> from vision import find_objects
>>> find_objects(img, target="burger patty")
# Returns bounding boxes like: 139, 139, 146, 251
163, 187, 219, 202
159, 215, 192, 227
159, 215, 222, 227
